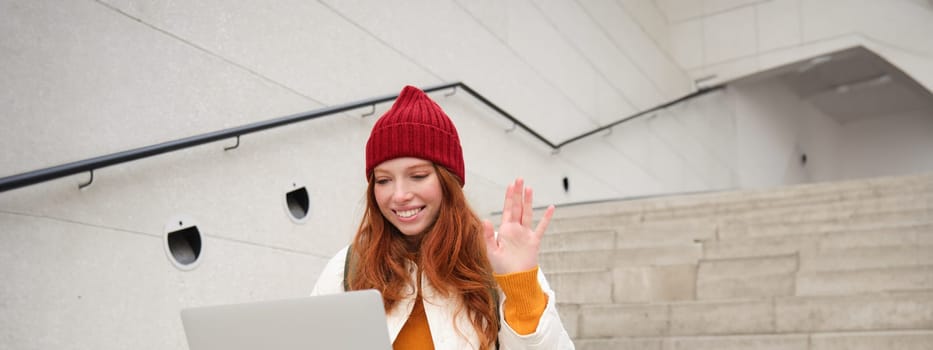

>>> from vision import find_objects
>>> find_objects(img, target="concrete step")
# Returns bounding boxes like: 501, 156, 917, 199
552, 172, 933, 222
775, 291, 933, 333
696, 255, 797, 300
540, 230, 615, 253
661, 333, 810, 350
716, 192, 932, 225
542, 225, 715, 252
548, 214, 640, 233
574, 337, 666, 350
573, 331, 933, 350
577, 334, 810, 350
797, 265, 933, 296
545, 269, 612, 304
580, 299, 775, 337
800, 246, 933, 271
539, 243, 702, 272
546, 265, 699, 304
703, 233, 819, 260
818, 223, 933, 250
703, 223, 933, 260
719, 210, 933, 239
556, 303, 580, 339
550, 203, 932, 240
639, 190, 933, 225
719, 196, 933, 227
613, 265, 697, 303
579, 302, 671, 338
548, 218, 717, 243
810, 330, 933, 350
576, 291, 933, 338
546, 221, 931, 264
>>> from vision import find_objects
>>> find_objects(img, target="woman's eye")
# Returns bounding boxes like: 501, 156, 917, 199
375, 178, 390, 185
412, 174, 428, 180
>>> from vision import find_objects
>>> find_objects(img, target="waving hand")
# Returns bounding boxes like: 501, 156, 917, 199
483, 178, 555, 274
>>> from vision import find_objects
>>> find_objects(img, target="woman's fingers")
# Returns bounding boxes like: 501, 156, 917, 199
487, 179, 554, 274
482, 220, 498, 250
501, 181, 514, 223
522, 186, 534, 229
510, 178, 524, 223
501, 178, 546, 229
534, 205, 556, 238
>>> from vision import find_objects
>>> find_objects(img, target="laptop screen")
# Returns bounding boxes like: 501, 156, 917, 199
181, 289, 391, 350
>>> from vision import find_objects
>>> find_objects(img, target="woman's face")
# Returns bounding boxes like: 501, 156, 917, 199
372, 157, 443, 237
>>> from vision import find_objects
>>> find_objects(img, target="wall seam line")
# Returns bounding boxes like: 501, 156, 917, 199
92, 0, 326, 106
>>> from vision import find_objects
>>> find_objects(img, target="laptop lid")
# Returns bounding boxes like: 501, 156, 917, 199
180, 289, 391, 350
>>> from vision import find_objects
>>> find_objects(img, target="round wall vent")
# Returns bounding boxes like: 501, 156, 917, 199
285, 182, 310, 223
164, 216, 203, 271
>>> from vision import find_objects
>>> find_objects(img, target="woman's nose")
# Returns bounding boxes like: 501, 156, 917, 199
393, 184, 414, 202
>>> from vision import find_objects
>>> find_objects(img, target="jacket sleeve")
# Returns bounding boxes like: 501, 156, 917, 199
497, 268, 575, 349
310, 245, 349, 296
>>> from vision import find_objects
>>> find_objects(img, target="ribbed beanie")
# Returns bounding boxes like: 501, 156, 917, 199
365, 85, 465, 186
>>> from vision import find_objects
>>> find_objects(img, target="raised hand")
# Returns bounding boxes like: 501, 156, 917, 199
483, 178, 555, 274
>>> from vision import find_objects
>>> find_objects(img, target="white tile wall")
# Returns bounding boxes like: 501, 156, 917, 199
645, 119, 693, 189
452, 0, 510, 41
577, 0, 695, 101
326, 0, 602, 141
656, 0, 705, 22
104, 0, 437, 104
757, 0, 802, 51
596, 80, 639, 125
688, 55, 760, 86
799, 0, 933, 59
560, 137, 668, 199
504, 0, 607, 126
671, 19, 706, 69
704, 0, 766, 15
533, 0, 663, 110
0, 211, 326, 350
756, 35, 861, 73
703, 6, 758, 64
0, 0, 316, 177
799, 0, 870, 42
616, 0, 673, 53
607, 116, 655, 171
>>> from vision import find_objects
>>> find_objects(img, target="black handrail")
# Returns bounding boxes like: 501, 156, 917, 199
0, 81, 721, 193
555, 85, 722, 148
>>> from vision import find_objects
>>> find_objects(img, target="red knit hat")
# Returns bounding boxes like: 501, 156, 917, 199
365, 85, 465, 185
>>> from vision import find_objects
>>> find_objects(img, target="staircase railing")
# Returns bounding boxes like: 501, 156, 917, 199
0, 82, 721, 193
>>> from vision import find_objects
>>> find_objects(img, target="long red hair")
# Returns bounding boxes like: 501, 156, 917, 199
347, 164, 498, 349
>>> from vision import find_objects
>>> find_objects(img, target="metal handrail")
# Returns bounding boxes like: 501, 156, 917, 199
0, 82, 721, 192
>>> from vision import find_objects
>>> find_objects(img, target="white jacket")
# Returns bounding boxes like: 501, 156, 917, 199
311, 246, 575, 349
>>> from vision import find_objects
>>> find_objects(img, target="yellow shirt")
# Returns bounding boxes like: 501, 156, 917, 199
393, 267, 548, 349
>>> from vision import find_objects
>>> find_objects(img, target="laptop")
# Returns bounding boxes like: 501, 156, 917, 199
180, 289, 392, 350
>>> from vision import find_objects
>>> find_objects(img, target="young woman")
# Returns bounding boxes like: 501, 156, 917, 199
311, 85, 574, 349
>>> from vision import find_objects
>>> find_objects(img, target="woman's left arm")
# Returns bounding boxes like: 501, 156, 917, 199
495, 267, 574, 349
483, 178, 575, 349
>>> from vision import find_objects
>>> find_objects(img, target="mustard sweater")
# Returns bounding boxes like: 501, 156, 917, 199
393, 267, 547, 349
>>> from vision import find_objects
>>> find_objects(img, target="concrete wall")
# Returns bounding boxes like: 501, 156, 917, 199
643, 0, 933, 90
838, 109, 933, 179
1, 1, 931, 349
634, 0, 933, 188
730, 72, 933, 190
731, 79, 842, 188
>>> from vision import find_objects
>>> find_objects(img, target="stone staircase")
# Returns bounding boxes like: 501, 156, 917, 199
539, 172, 933, 349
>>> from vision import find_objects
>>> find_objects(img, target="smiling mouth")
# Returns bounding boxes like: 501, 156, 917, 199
394, 207, 423, 218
